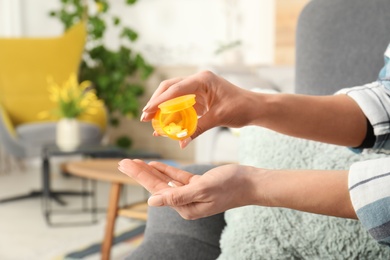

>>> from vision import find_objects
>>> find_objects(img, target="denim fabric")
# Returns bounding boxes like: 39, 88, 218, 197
378, 44, 390, 90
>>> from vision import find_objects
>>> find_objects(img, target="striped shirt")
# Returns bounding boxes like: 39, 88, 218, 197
348, 158, 390, 246
336, 43, 390, 246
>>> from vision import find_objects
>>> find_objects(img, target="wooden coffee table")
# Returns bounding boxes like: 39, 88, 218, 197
64, 158, 150, 260
40, 144, 160, 226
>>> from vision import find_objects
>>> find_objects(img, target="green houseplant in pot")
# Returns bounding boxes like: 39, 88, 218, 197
49, 0, 154, 148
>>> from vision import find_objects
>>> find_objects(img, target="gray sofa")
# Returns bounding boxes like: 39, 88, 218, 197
127, 0, 390, 259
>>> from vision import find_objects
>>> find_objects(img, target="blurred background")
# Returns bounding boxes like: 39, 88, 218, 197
0, 1, 309, 259
0, 0, 308, 164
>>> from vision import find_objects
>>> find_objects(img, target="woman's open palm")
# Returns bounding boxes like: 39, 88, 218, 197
118, 159, 255, 219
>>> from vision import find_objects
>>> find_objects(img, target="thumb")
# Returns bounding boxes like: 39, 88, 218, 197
148, 187, 195, 207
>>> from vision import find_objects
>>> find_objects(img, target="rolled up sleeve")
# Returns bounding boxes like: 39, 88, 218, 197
336, 82, 390, 154
348, 157, 390, 246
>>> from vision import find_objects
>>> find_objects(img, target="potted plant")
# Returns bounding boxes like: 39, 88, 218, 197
39, 74, 104, 151
49, 0, 154, 148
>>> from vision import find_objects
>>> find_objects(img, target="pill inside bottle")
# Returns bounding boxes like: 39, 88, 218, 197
152, 94, 197, 140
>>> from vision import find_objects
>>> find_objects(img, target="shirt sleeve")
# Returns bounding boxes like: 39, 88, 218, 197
348, 158, 390, 246
336, 81, 390, 154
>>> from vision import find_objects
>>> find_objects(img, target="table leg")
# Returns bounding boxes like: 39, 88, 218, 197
102, 182, 122, 260
41, 155, 51, 223
41, 153, 95, 226
41, 155, 67, 224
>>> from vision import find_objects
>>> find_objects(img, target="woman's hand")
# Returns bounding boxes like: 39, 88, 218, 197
140, 70, 257, 148
118, 159, 257, 220
118, 159, 357, 220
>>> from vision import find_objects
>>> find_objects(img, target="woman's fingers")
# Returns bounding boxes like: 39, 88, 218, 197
118, 159, 188, 193
141, 71, 218, 124
118, 159, 171, 193
148, 161, 196, 185
134, 159, 186, 187
143, 77, 185, 115
143, 73, 206, 114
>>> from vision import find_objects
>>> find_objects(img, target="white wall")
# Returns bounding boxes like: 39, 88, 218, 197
111, 0, 275, 65
0, 0, 23, 36
2, 0, 275, 66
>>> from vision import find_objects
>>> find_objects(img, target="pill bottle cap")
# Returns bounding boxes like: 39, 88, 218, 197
158, 94, 196, 113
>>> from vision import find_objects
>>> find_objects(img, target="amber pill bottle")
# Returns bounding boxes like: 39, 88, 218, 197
152, 94, 197, 140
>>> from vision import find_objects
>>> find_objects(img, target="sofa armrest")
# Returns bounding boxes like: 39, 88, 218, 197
0, 104, 25, 158
0, 104, 16, 136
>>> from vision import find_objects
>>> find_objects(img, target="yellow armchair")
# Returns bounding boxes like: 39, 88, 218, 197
0, 22, 107, 159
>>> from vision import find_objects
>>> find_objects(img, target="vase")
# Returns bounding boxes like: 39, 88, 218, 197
56, 118, 81, 151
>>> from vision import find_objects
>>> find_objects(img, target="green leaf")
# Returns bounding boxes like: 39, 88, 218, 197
101, 1, 109, 12
121, 27, 138, 42
128, 83, 144, 96
116, 135, 132, 149
89, 16, 106, 39
141, 64, 154, 80
110, 117, 120, 127
126, 0, 137, 5
113, 16, 121, 26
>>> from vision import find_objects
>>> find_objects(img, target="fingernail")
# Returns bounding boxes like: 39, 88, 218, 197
180, 138, 192, 149
140, 112, 146, 121
148, 195, 164, 206
118, 159, 127, 167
